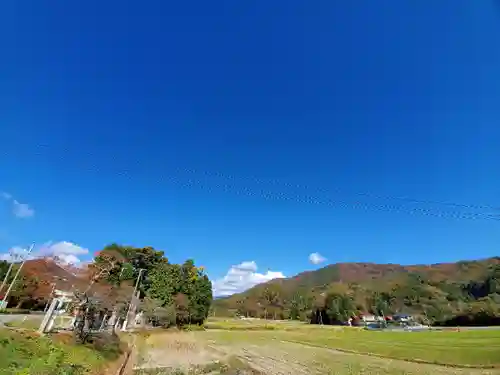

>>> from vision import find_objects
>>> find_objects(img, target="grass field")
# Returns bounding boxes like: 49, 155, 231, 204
0, 325, 124, 375
204, 317, 337, 331
279, 329, 500, 367
133, 318, 500, 375
0, 329, 106, 374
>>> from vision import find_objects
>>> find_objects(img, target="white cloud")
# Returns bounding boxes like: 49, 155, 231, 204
0, 241, 89, 266
1, 192, 12, 200
309, 252, 326, 265
1, 192, 35, 218
38, 241, 89, 265
12, 200, 35, 218
212, 261, 285, 297
0, 246, 36, 262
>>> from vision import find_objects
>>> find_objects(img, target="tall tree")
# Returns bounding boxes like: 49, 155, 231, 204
260, 288, 279, 319
147, 260, 212, 327
368, 291, 394, 317
93, 244, 165, 295
290, 292, 312, 321
325, 292, 356, 324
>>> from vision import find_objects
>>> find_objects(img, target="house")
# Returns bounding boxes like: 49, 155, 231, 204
393, 314, 413, 323
360, 314, 385, 323
355, 314, 386, 328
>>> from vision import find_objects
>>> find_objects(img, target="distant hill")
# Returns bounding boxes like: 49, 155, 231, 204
1, 258, 113, 309
212, 257, 500, 324
24, 258, 82, 285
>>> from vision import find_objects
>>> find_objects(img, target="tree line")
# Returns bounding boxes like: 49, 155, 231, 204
0, 244, 214, 329
0, 260, 43, 310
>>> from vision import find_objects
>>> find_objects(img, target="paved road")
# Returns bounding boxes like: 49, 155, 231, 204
0, 314, 43, 325
368, 325, 500, 332
434, 326, 500, 331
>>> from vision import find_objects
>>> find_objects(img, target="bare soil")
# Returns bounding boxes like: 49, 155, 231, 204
134, 332, 224, 373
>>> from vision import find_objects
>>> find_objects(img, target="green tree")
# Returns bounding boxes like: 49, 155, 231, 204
0, 261, 11, 284
260, 287, 279, 319
189, 273, 213, 323
147, 260, 212, 327
141, 296, 175, 327
10, 275, 40, 309
486, 265, 500, 295
93, 244, 165, 294
325, 293, 356, 324
368, 291, 394, 317
290, 292, 312, 321
147, 262, 181, 307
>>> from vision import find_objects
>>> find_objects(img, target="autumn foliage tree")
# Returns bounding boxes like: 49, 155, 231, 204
0, 260, 50, 309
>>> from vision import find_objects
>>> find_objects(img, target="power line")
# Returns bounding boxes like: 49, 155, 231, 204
166, 170, 499, 223
179, 168, 499, 212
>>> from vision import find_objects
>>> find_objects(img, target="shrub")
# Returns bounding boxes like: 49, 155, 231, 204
85, 332, 123, 360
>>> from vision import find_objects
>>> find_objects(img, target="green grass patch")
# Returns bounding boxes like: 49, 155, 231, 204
0, 328, 123, 374
204, 322, 279, 331
204, 317, 339, 331
182, 324, 206, 331
198, 327, 500, 368
278, 329, 500, 368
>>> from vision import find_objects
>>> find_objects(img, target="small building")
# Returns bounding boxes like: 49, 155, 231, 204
393, 314, 413, 323
361, 314, 385, 323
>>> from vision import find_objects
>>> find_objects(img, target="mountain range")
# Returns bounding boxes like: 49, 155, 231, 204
212, 256, 500, 323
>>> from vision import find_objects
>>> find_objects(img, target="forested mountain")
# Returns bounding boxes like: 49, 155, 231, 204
212, 257, 500, 325
0, 258, 90, 309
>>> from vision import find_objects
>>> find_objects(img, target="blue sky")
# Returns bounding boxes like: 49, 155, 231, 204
1, 1, 500, 296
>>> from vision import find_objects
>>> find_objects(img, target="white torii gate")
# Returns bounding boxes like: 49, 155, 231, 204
38, 289, 74, 334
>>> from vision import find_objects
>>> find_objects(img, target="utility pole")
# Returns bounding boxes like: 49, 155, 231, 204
0, 244, 34, 309
122, 268, 144, 331
0, 249, 24, 295
43, 275, 66, 313
0, 263, 15, 295
43, 282, 58, 313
